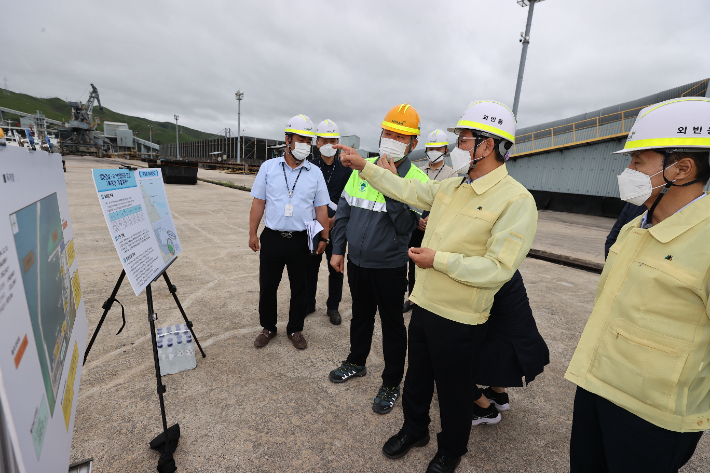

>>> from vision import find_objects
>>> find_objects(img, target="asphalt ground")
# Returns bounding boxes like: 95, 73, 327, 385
66, 156, 708, 472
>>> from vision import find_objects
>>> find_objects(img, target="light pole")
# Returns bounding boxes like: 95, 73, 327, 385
512, 0, 546, 118
235, 90, 244, 164
174, 114, 180, 160
149, 125, 153, 159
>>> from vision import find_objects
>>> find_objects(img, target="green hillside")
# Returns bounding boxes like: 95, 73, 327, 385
0, 89, 214, 145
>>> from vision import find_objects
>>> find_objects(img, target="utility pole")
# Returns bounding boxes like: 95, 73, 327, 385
512, 0, 546, 118
235, 90, 244, 164
174, 115, 180, 160
149, 125, 153, 159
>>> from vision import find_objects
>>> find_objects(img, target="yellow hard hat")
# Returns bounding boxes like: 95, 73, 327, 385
0, 128, 4, 139
381, 103, 420, 136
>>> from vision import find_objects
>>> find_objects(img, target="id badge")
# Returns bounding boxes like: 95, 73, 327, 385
285, 204, 293, 217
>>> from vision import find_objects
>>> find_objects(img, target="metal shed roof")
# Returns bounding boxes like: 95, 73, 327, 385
516, 78, 709, 138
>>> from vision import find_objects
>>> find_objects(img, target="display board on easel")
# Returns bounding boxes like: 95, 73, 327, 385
0, 145, 89, 473
92, 168, 183, 295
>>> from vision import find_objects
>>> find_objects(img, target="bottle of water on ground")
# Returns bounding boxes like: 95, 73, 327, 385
157, 339, 166, 376
175, 334, 186, 372
166, 337, 176, 375
185, 333, 197, 369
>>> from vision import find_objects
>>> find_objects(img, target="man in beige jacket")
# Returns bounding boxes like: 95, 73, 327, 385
334, 101, 537, 473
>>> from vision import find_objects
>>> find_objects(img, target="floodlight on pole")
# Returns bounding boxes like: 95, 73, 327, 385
235, 90, 244, 164
174, 114, 180, 160
512, 0, 546, 119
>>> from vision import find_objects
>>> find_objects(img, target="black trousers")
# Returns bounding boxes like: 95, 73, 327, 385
258, 228, 309, 334
346, 261, 408, 387
473, 270, 549, 387
570, 387, 703, 472
407, 229, 425, 296
402, 306, 489, 458
306, 242, 343, 310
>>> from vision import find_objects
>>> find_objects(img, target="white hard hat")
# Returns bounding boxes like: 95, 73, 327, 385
316, 119, 340, 138
448, 101, 517, 144
425, 129, 449, 147
613, 97, 710, 154
285, 114, 315, 138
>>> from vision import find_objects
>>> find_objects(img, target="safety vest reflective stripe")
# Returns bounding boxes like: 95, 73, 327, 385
455, 120, 515, 143
381, 120, 420, 135
285, 128, 316, 136
623, 137, 710, 150
342, 190, 387, 212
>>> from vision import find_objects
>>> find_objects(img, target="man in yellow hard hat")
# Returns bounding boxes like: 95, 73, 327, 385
328, 104, 429, 416
566, 97, 710, 471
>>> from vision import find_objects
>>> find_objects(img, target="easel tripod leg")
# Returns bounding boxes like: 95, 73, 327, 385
83, 269, 126, 366
162, 271, 206, 358
146, 283, 180, 471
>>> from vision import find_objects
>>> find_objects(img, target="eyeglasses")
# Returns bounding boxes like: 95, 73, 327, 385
457, 136, 483, 150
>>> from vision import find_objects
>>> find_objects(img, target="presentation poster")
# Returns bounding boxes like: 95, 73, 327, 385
0, 145, 88, 473
92, 168, 182, 295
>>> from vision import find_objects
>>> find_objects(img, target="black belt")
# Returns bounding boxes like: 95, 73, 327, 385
265, 227, 306, 238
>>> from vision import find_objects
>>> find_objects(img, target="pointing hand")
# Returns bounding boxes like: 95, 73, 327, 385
334, 144, 367, 171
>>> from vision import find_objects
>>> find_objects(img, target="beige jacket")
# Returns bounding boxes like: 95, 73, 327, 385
359, 161, 538, 325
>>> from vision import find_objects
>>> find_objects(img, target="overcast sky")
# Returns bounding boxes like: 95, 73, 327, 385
1, 0, 708, 150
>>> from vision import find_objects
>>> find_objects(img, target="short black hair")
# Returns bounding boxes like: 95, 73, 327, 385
669, 151, 710, 185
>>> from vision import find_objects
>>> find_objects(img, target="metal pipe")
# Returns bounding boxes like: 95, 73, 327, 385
512, 0, 537, 118
235, 91, 244, 164
174, 115, 180, 160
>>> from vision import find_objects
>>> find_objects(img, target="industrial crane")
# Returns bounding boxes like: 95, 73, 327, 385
58, 83, 112, 157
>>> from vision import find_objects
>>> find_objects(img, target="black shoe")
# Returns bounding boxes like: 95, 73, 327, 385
471, 402, 501, 426
482, 387, 510, 411
329, 361, 367, 383
306, 306, 316, 316
327, 309, 342, 325
426, 452, 461, 473
372, 385, 400, 415
382, 429, 430, 459
402, 300, 414, 313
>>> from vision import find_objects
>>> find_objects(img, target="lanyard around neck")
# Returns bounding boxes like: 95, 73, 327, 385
282, 162, 304, 199
428, 165, 443, 181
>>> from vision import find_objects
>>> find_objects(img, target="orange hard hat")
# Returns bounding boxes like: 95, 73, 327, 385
381, 103, 420, 136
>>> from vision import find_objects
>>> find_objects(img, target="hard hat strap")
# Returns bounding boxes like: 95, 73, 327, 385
644, 150, 710, 227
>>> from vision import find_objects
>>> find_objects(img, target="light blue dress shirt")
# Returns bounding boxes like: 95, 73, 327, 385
250, 156, 330, 232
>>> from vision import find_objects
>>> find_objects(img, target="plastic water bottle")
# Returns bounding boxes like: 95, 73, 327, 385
166, 337, 175, 375
175, 334, 185, 372
157, 327, 164, 341
157, 339, 166, 376
185, 333, 197, 369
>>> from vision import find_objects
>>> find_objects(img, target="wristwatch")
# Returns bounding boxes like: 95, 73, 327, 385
321, 238, 330, 245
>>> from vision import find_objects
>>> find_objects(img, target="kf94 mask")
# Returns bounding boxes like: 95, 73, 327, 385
617, 164, 676, 206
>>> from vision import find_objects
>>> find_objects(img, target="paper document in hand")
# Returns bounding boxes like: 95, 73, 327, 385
305, 220, 324, 251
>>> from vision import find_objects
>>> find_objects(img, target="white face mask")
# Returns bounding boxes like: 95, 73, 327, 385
450, 146, 474, 173
426, 150, 444, 163
319, 143, 337, 157
379, 137, 409, 162
291, 141, 311, 161
617, 163, 676, 206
